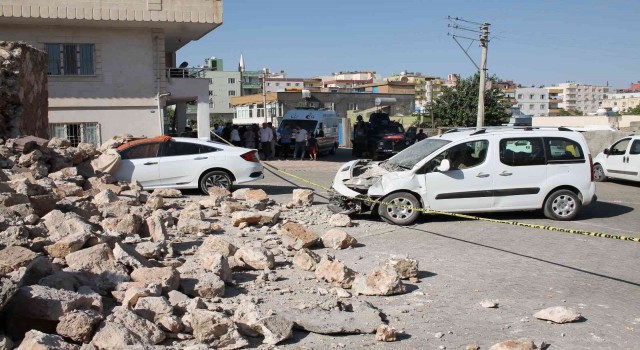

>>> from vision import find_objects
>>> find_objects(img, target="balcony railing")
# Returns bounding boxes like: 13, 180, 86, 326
166, 68, 207, 79
242, 83, 262, 89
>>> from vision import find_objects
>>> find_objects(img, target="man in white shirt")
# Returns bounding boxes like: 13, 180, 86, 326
293, 125, 309, 160
258, 123, 273, 160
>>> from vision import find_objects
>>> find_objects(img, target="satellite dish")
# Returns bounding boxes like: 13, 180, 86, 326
179, 61, 189, 68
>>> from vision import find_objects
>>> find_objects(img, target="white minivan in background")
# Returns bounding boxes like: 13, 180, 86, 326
593, 135, 640, 183
278, 108, 341, 155
331, 127, 597, 225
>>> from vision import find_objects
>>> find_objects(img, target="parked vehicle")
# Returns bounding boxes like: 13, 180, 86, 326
277, 108, 340, 155
593, 134, 640, 182
113, 137, 263, 194
331, 127, 596, 225
367, 112, 412, 160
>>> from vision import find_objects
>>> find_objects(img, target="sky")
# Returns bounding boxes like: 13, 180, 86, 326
178, 0, 640, 89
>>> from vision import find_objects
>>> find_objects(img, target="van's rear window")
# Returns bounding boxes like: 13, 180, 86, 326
279, 120, 318, 133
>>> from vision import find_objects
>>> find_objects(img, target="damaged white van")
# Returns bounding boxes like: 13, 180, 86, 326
331, 128, 597, 225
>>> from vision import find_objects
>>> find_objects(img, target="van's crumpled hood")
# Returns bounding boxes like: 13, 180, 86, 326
332, 159, 414, 197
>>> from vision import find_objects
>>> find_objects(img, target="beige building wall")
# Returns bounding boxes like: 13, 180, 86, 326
532, 115, 640, 129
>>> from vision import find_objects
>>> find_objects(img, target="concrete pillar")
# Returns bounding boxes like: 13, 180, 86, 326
197, 94, 211, 139
175, 102, 187, 134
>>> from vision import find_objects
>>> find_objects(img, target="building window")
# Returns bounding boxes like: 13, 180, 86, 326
517, 94, 523, 99
267, 83, 271, 86
50, 122, 100, 147
540, 95, 545, 99
540, 104, 545, 109
209, 102, 214, 108
209, 78, 213, 84
276, 83, 280, 86
529, 94, 534, 99
228, 78, 236, 84
229, 103, 233, 109
228, 90, 236, 96
295, 83, 300, 86
208, 91, 213, 96
45, 43, 95, 76
286, 83, 291, 86
348, 103, 358, 110
518, 104, 523, 109
529, 104, 535, 109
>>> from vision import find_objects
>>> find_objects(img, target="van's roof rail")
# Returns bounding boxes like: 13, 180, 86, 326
440, 128, 459, 137
558, 126, 574, 132
470, 128, 486, 135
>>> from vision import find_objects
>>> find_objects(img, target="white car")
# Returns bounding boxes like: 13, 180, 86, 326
593, 135, 640, 183
113, 137, 263, 194
331, 128, 597, 225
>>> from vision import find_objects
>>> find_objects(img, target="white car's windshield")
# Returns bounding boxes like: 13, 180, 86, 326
383, 138, 451, 170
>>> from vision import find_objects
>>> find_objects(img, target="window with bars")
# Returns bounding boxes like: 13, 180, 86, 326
45, 43, 95, 76
49, 123, 100, 147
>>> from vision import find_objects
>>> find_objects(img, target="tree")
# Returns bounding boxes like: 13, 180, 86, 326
431, 73, 509, 127
623, 105, 640, 115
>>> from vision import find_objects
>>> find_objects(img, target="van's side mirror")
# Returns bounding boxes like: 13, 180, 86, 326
603, 148, 609, 155
437, 159, 451, 172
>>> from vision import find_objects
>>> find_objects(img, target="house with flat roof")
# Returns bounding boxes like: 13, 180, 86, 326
0, 0, 222, 145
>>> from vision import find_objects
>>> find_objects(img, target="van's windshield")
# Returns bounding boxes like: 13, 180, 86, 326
279, 120, 318, 134
382, 138, 451, 170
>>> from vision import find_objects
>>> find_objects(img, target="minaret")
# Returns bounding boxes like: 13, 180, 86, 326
238, 53, 245, 72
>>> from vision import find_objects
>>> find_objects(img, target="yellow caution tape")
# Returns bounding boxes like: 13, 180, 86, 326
261, 162, 640, 243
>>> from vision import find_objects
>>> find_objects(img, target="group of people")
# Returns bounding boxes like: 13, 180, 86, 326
212, 122, 318, 161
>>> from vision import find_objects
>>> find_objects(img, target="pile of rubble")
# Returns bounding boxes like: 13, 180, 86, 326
0, 136, 419, 349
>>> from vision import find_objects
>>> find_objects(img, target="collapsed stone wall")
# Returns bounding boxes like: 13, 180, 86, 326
0, 41, 49, 139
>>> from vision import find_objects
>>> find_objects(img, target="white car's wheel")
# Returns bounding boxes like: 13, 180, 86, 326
593, 164, 607, 182
200, 170, 232, 194
543, 189, 582, 221
378, 192, 421, 225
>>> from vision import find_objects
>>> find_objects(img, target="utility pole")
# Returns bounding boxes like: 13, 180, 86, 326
262, 68, 269, 123
477, 23, 490, 129
447, 17, 490, 129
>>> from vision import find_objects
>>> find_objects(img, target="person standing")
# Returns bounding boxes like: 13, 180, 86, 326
243, 126, 256, 149
307, 133, 318, 160
293, 125, 308, 160
268, 122, 277, 158
230, 125, 241, 146
352, 115, 368, 157
416, 128, 427, 141
279, 123, 293, 159
259, 123, 273, 160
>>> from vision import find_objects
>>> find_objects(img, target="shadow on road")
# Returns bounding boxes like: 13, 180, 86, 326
407, 226, 640, 288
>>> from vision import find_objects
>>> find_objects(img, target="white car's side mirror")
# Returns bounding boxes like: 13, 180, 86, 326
437, 159, 451, 172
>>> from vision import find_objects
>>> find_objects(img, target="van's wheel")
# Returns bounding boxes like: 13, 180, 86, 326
593, 164, 607, 182
378, 192, 421, 225
543, 189, 581, 221
330, 143, 337, 155
200, 170, 232, 194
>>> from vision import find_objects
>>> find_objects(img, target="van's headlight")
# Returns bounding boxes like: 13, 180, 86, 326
341, 165, 351, 172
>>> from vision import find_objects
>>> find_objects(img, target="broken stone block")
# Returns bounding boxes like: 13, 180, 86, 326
258, 209, 280, 225
284, 300, 382, 334
177, 218, 220, 235
195, 236, 237, 259
0, 226, 30, 248
375, 325, 397, 342
9, 285, 102, 321
321, 229, 357, 249
64, 244, 130, 291
231, 188, 250, 200
292, 189, 314, 206
243, 189, 268, 202
91, 307, 166, 348
134, 241, 165, 259
121, 284, 162, 308
480, 299, 499, 308
92, 189, 119, 205
133, 296, 173, 323
144, 211, 168, 242
181, 203, 204, 221
489, 338, 537, 350
352, 267, 406, 296
533, 306, 582, 324
44, 231, 91, 258
0, 333, 13, 350
278, 222, 319, 248
53, 182, 84, 197
206, 187, 231, 205
177, 259, 226, 298
314, 255, 357, 289
202, 254, 233, 283
255, 315, 294, 345
152, 188, 182, 198
42, 210, 93, 242
0, 277, 17, 311
379, 255, 419, 279
231, 211, 262, 227
191, 309, 248, 348
101, 214, 142, 236
130, 267, 180, 294
113, 242, 151, 269
329, 213, 353, 227
0, 246, 39, 274
221, 200, 245, 215
17, 330, 78, 350
56, 309, 103, 343
38, 271, 80, 292
234, 247, 275, 270
145, 194, 164, 210
293, 248, 321, 271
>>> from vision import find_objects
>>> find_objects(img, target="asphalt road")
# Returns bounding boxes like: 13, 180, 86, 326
213, 148, 640, 348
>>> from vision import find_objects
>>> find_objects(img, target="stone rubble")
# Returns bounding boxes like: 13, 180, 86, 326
0, 135, 435, 349
533, 306, 582, 323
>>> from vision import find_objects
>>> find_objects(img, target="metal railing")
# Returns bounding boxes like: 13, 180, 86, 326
166, 68, 207, 79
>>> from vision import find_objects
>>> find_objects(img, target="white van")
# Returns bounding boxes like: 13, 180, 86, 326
331, 127, 597, 225
278, 108, 340, 155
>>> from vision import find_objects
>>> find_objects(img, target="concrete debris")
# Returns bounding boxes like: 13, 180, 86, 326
329, 213, 353, 227
8, 285, 102, 321
195, 236, 238, 258
91, 307, 166, 349
191, 309, 248, 348
321, 229, 357, 249
293, 248, 321, 271
243, 189, 269, 202
130, 267, 180, 293
489, 338, 538, 350
533, 306, 582, 323
17, 330, 79, 350
314, 255, 357, 289
375, 324, 397, 342
352, 266, 406, 296
56, 309, 103, 343
279, 222, 320, 248
481, 299, 499, 308
234, 246, 275, 270
0, 246, 39, 274
285, 300, 382, 334
231, 211, 262, 227
152, 188, 182, 198
380, 255, 419, 279
291, 189, 314, 206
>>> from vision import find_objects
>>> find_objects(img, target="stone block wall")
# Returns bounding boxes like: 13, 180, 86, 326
0, 41, 49, 139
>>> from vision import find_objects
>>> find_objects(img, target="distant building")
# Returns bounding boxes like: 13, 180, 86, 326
516, 88, 550, 117
601, 92, 640, 113
386, 72, 437, 113
615, 81, 640, 93
265, 78, 305, 92
547, 82, 609, 114
318, 71, 378, 92
186, 58, 240, 124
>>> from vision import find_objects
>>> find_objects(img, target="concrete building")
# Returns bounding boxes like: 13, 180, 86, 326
516, 88, 549, 117
230, 91, 415, 126
386, 72, 437, 113
265, 78, 305, 93
0, 0, 222, 145
548, 82, 609, 114
318, 71, 377, 92
601, 92, 640, 113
